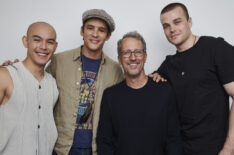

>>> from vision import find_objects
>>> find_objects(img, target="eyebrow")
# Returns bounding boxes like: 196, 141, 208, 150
32, 35, 56, 42
162, 17, 182, 25
86, 24, 107, 30
32, 35, 41, 39
173, 18, 182, 21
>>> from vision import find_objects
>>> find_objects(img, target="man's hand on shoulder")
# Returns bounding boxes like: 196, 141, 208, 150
149, 72, 167, 83
1, 59, 19, 67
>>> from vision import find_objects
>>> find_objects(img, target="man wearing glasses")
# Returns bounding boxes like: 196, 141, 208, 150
96, 31, 182, 155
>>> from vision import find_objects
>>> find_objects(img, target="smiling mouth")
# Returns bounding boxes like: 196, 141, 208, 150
128, 63, 139, 69
90, 39, 99, 44
36, 51, 49, 57
171, 34, 179, 40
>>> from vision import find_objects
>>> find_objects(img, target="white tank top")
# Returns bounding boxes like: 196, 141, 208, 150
0, 62, 58, 155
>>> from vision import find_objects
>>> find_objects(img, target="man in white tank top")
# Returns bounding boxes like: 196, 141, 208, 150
0, 22, 58, 155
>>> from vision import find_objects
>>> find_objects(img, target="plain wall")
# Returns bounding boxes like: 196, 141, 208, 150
0, 0, 234, 74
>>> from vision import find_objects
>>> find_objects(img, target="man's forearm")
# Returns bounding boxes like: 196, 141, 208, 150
219, 99, 234, 154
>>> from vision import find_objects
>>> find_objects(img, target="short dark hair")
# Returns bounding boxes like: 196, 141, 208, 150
117, 31, 146, 56
161, 2, 189, 20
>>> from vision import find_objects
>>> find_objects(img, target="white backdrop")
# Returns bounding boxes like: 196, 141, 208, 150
1, 0, 234, 74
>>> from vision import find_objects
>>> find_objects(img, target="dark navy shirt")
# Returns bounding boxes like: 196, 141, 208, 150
72, 54, 101, 149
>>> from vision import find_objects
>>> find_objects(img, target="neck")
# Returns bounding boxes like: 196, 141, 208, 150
22, 59, 45, 82
82, 46, 102, 60
177, 34, 198, 52
125, 73, 148, 89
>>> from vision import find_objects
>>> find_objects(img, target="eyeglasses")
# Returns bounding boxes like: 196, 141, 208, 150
120, 49, 145, 58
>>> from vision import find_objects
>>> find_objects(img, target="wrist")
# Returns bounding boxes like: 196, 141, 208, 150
223, 136, 234, 151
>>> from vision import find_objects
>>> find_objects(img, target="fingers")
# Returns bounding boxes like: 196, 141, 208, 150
13, 59, 19, 63
149, 72, 167, 83
149, 73, 157, 81
148, 74, 153, 77
1, 60, 14, 66
161, 77, 167, 82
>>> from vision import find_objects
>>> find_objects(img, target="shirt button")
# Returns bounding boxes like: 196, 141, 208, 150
39, 105, 41, 109
76, 82, 80, 85
38, 125, 40, 129
181, 72, 185, 76
78, 67, 81, 71
39, 85, 41, 89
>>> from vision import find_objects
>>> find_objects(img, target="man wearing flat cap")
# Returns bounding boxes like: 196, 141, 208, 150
47, 9, 124, 155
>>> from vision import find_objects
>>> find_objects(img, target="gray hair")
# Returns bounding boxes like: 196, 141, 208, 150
117, 31, 146, 56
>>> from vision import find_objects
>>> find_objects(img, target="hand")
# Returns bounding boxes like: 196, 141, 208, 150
1, 59, 19, 67
219, 137, 234, 155
219, 148, 234, 155
149, 72, 167, 83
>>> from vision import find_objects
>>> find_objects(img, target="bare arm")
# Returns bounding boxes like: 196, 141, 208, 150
219, 81, 234, 155
0, 67, 13, 105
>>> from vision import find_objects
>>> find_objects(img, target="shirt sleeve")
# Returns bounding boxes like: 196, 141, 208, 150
214, 37, 234, 85
165, 87, 183, 155
96, 89, 114, 155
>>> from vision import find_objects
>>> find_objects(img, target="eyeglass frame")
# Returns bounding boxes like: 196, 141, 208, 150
120, 49, 146, 58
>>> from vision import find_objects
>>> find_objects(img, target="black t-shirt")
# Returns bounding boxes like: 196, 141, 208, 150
97, 78, 182, 155
156, 36, 234, 155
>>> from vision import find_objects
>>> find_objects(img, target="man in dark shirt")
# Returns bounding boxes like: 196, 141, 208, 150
97, 31, 182, 155
150, 2, 234, 155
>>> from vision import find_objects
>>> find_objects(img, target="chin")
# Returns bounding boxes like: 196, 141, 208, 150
88, 43, 100, 49
126, 71, 141, 78
35, 60, 49, 67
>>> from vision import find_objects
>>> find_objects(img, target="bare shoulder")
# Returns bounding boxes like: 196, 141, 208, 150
0, 67, 13, 105
0, 67, 13, 91
0, 67, 11, 80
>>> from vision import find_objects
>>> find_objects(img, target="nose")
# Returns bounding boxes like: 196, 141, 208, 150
40, 41, 47, 50
170, 25, 176, 33
92, 29, 98, 37
129, 52, 136, 60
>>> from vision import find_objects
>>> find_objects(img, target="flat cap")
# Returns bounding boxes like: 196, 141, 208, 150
82, 9, 115, 33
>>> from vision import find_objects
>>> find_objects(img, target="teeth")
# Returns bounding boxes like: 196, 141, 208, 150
37, 53, 47, 56
91, 40, 98, 43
